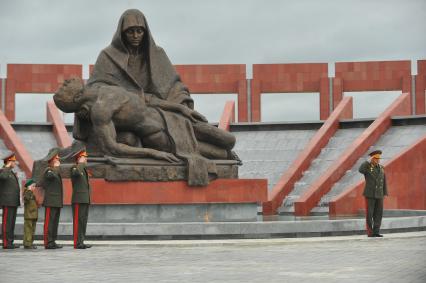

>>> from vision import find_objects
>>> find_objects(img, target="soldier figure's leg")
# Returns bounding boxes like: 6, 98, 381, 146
45, 207, 60, 248
365, 198, 376, 236
31, 219, 37, 245
80, 204, 89, 244
23, 219, 32, 247
198, 142, 228, 159
372, 198, 384, 235
192, 122, 236, 150
74, 204, 89, 248
2, 206, 7, 248
72, 204, 81, 248
43, 207, 51, 248
4, 206, 18, 247
47, 208, 56, 247
52, 208, 61, 243
79, 204, 89, 246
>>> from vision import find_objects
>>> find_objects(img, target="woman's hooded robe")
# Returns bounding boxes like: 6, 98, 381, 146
74, 9, 216, 186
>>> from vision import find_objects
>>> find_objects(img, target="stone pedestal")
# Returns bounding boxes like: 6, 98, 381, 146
42, 178, 268, 223
59, 157, 239, 182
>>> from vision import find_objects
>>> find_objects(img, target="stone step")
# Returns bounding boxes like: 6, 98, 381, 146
277, 128, 365, 210
8, 215, 426, 239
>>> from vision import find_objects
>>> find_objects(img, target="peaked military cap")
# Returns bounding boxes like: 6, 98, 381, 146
60, 140, 86, 161
74, 150, 88, 160
1, 151, 16, 162
368, 150, 382, 158
42, 147, 61, 162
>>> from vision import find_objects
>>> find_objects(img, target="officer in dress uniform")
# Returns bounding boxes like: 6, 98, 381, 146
23, 179, 38, 249
0, 152, 20, 249
70, 149, 92, 249
359, 150, 388, 237
40, 148, 63, 249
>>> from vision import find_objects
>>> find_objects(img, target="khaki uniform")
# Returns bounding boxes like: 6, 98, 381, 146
23, 187, 38, 247
359, 161, 388, 236
0, 167, 20, 248
71, 163, 91, 248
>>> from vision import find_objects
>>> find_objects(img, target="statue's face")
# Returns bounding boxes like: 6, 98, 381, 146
124, 26, 144, 48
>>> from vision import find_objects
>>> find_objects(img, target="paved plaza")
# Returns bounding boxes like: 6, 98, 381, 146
1, 232, 425, 283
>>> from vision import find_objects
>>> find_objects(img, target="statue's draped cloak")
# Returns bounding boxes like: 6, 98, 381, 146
75, 9, 215, 186
155, 109, 217, 186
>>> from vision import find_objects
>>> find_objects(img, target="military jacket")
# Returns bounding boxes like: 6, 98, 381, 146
71, 164, 91, 204
0, 167, 20, 207
23, 188, 38, 219
41, 167, 63, 208
359, 161, 388, 199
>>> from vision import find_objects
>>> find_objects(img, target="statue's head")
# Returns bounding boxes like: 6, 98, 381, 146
54, 77, 85, 113
121, 9, 146, 49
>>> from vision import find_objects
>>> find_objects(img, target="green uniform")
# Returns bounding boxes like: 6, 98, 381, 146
71, 163, 91, 248
23, 187, 38, 247
359, 161, 388, 236
0, 167, 20, 248
41, 167, 63, 248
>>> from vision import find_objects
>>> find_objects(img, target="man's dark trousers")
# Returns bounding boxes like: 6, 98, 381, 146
365, 197, 383, 236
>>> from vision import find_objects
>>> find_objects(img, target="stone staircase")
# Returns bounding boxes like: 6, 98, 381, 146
14, 125, 58, 160
278, 128, 365, 214
233, 129, 316, 191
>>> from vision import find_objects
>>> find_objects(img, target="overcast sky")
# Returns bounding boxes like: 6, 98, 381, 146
1, 0, 425, 122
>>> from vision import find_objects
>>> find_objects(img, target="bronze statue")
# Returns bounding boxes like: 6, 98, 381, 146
53, 9, 239, 186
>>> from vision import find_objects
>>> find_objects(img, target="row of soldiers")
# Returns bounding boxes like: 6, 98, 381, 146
0, 148, 92, 249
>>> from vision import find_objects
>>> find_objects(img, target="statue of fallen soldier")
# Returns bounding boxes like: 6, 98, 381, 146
54, 77, 238, 186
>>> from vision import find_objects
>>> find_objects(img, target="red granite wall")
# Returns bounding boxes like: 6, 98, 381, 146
333, 60, 412, 113
175, 64, 247, 122
5, 64, 82, 121
415, 60, 426, 115
251, 63, 329, 121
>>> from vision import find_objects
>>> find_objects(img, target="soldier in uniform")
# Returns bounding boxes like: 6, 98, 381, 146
70, 149, 92, 249
359, 150, 388, 237
23, 179, 38, 249
0, 152, 20, 249
40, 148, 63, 249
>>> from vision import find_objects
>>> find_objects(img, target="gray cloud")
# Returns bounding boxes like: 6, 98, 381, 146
1, 0, 425, 122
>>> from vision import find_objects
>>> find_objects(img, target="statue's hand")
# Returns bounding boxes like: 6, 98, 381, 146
151, 151, 180, 163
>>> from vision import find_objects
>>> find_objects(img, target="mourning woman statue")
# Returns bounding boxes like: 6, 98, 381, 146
64, 9, 239, 186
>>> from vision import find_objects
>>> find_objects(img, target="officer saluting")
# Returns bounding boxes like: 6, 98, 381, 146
359, 150, 388, 237
0, 152, 20, 249
40, 148, 63, 249
70, 149, 92, 249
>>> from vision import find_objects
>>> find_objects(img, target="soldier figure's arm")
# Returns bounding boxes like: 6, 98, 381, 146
383, 171, 388, 196
71, 166, 81, 177
358, 161, 370, 174
44, 169, 57, 181
23, 189, 33, 203
0, 169, 8, 179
